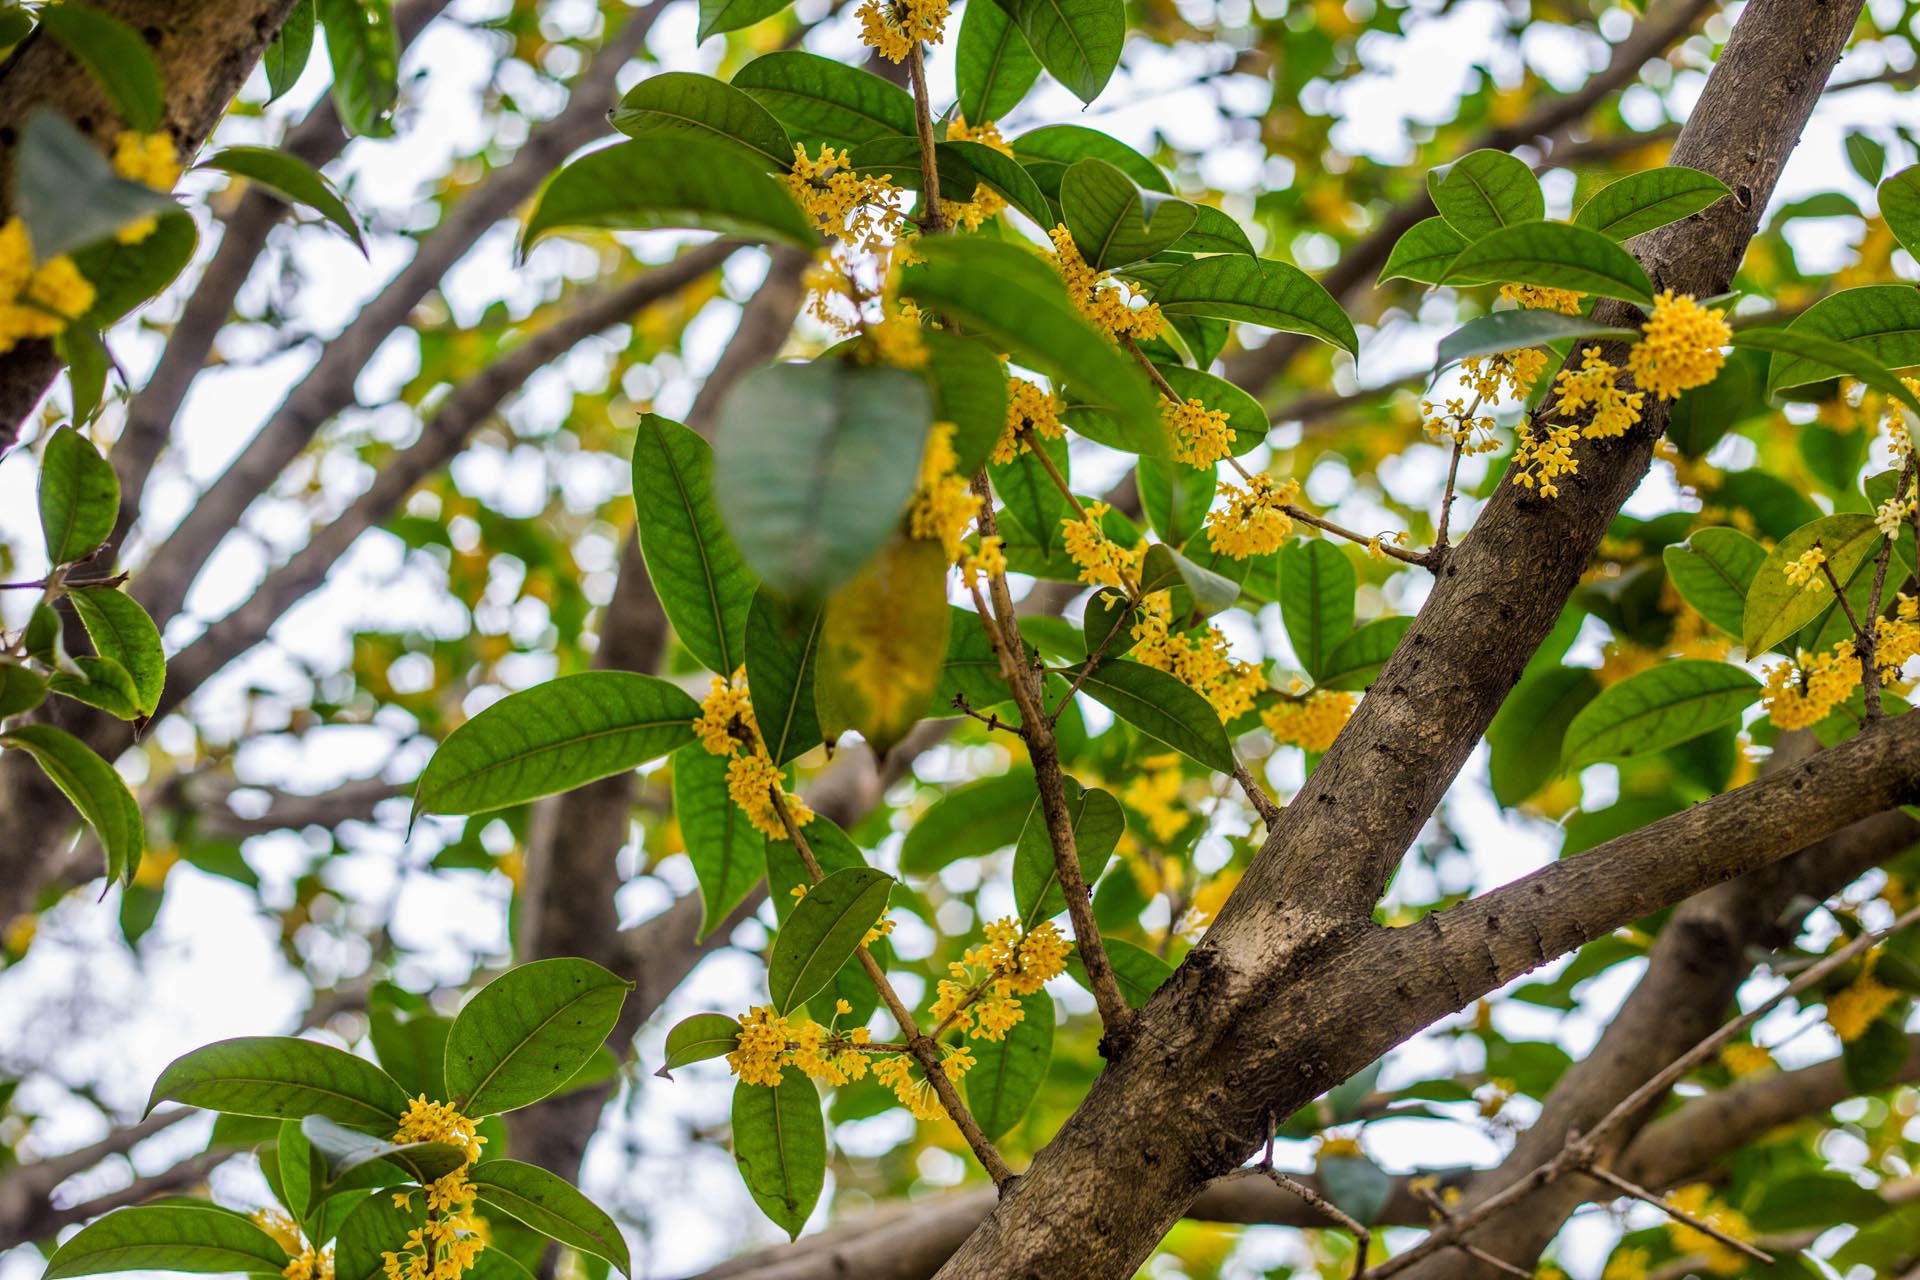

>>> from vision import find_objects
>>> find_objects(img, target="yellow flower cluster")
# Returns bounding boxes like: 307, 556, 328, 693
1062, 501, 1143, 590
873, 1044, 975, 1120
1121, 759, 1188, 842
993, 376, 1066, 464
695, 668, 814, 840
1878, 594, 1920, 676
961, 534, 1006, 589
1827, 962, 1902, 1043
1499, 282, 1584, 315
1421, 397, 1500, 454
253, 1209, 334, 1280
1782, 547, 1828, 591
1626, 291, 1731, 400
1549, 347, 1644, 440
0, 217, 95, 355
382, 1098, 486, 1280
909, 422, 979, 561
1665, 1184, 1755, 1276
1207, 474, 1297, 559
785, 145, 921, 360
1165, 396, 1235, 467
940, 117, 1011, 230
112, 131, 181, 244
1602, 1247, 1652, 1280
1048, 223, 1166, 343
1510, 418, 1581, 498
1761, 645, 1861, 731
930, 917, 1070, 1042
856, 0, 950, 62
1262, 689, 1356, 752
1132, 591, 1267, 722
727, 1004, 874, 1087
1461, 348, 1548, 403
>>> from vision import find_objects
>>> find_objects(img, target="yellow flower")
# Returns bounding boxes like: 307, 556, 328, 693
992, 377, 1065, 465
0, 217, 96, 354
1122, 764, 1189, 843
1827, 963, 1902, 1042
383, 1099, 486, 1280
1048, 223, 1165, 343
856, 0, 950, 61
111, 132, 181, 244
1262, 689, 1356, 752
1207, 474, 1296, 559
1627, 291, 1731, 399
1510, 417, 1581, 498
1550, 346, 1643, 440
695, 668, 813, 839
694, 668, 758, 757
1665, 1184, 1754, 1276
726, 751, 813, 840
1421, 397, 1500, 454
939, 117, 1011, 229
908, 422, 979, 562
1164, 397, 1235, 468
1602, 1247, 1651, 1280
1500, 282, 1584, 315
1462, 348, 1549, 403
1132, 591, 1267, 723
961, 534, 1006, 589
1718, 1042, 1773, 1076
1762, 645, 1861, 730
1782, 547, 1828, 590
1062, 501, 1142, 590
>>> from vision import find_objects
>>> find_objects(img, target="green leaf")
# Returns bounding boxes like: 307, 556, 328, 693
264, 0, 317, 104
1066, 936, 1169, 1006
39, 6, 163, 131
1011, 125, 1170, 194
147, 1035, 408, 1127
1066, 659, 1235, 772
1742, 513, 1882, 654
1846, 131, 1888, 187
14, 112, 178, 261
899, 766, 1038, 874
944, 139, 1053, 229
468, 1160, 631, 1275
70, 586, 164, 717
1061, 158, 1196, 269
48, 653, 141, 721
1140, 542, 1240, 619
991, 0, 1124, 104
1319, 616, 1413, 692
2, 723, 142, 887
658, 1013, 741, 1079
714, 359, 932, 601
900, 237, 1163, 451
1151, 255, 1358, 355
815, 536, 953, 757
1487, 666, 1599, 806
59, 323, 109, 424
43, 1205, 291, 1280
1320, 1154, 1395, 1226
957, 0, 1042, 126
1444, 222, 1656, 306
300, 1115, 466, 1190
609, 72, 795, 171
633, 414, 757, 674
1378, 216, 1469, 285
335, 1189, 423, 1280
1572, 166, 1730, 241
367, 986, 452, 1101
1430, 150, 1543, 239
1662, 527, 1766, 638
768, 865, 891, 1014
675, 742, 768, 939
966, 993, 1053, 1139
922, 329, 1009, 473
1435, 310, 1638, 371
1561, 660, 1761, 768
1755, 287, 1920, 406
1138, 458, 1215, 547
315, 0, 398, 137
1177, 205, 1257, 257
1751, 1173, 1890, 1234
39, 425, 120, 565
1280, 539, 1356, 681
732, 1075, 825, 1240
0, 659, 48, 719
1881, 165, 1920, 263
199, 146, 367, 252
413, 672, 699, 817
525, 138, 814, 251
732, 52, 915, 150
445, 958, 631, 1115
1012, 780, 1122, 926
697, 0, 792, 41
747, 592, 823, 765
845, 135, 981, 198
70, 211, 198, 326
1842, 1011, 1912, 1093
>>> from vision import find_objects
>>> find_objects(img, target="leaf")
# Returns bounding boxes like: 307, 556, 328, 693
0, 659, 47, 719
1319, 616, 1414, 692
1012, 780, 1123, 926
1140, 542, 1240, 619
1487, 666, 1599, 807
1066, 659, 1235, 772
13, 112, 178, 261
71, 211, 198, 325
1011, 125, 1170, 194
147, 1035, 409, 1127
315, 0, 398, 137
1435, 310, 1638, 371
468, 1160, 632, 1275
1662, 527, 1766, 638
59, 324, 108, 424
1177, 205, 1257, 257
1881, 164, 1920, 263
1846, 131, 1887, 187
1842, 1012, 1911, 1093
48, 654, 143, 721
899, 766, 1038, 874
732, 1075, 825, 1240
1750, 1173, 1890, 1234
697, 0, 792, 41
609, 72, 795, 171
991, 0, 1124, 104
1280, 540, 1356, 681
367, 986, 451, 1101
334, 1189, 424, 1280
70, 586, 164, 717
1151, 255, 1358, 355
658, 1013, 741, 1079
1138, 458, 1215, 547
747, 592, 823, 765
990, 431, 1072, 555
38, 6, 164, 131
1319, 1154, 1395, 1226
957, 0, 1042, 126
1444, 222, 1656, 306
264, 0, 317, 103
1061, 158, 1196, 269
675, 743, 767, 938
714, 359, 933, 601
445, 958, 631, 1116
966, 993, 1053, 1139
1429, 150, 1543, 239
812, 536, 952, 757
1378, 216, 1469, 285
1742, 513, 1882, 654
2, 723, 142, 887
1067, 936, 1169, 1006
921, 329, 1009, 473
767, 866, 891, 1013
199, 146, 367, 252
413, 672, 699, 817
39, 426, 119, 565
1561, 660, 1761, 768
732, 52, 915, 150
900, 237, 1163, 451
525, 138, 815, 252
943, 139, 1053, 229
1572, 166, 1730, 241
1755, 287, 1920, 406
43, 1204, 291, 1280
633, 414, 757, 674
299, 1115, 466, 1190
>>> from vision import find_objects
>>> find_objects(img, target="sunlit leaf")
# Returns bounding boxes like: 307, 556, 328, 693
523, 138, 815, 252
1561, 660, 1760, 768
445, 958, 631, 1116
148, 1036, 409, 1127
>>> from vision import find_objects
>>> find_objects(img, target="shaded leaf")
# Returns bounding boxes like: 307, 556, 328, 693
148, 1035, 409, 1128
14, 112, 177, 261
1444, 221, 1656, 306
44, 1205, 290, 1280
445, 958, 631, 1116
468, 1160, 631, 1275
1662, 527, 1766, 638
676, 742, 768, 939
633, 414, 757, 674
899, 766, 1039, 874
966, 993, 1053, 1139
1012, 779, 1123, 926
768, 866, 891, 1013
1742, 513, 1881, 654
733, 52, 915, 150
1280, 539, 1356, 681
610, 72, 795, 171
200, 146, 367, 252
1562, 660, 1761, 767
39, 6, 163, 131
523, 139, 814, 252
1065, 659, 1234, 771
1319, 616, 1414, 692
732, 1075, 825, 1239
2, 723, 142, 887
1430, 149, 1543, 239
1572, 166, 1729, 241
1152, 255, 1358, 355
316, 0, 398, 137
957, 0, 1043, 129
991, 0, 1125, 104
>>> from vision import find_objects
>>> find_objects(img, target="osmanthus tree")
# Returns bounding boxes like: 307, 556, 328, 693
4, 0, 1920, 1279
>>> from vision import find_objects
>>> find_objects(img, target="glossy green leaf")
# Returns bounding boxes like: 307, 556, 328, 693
922, 328, 1009, 473
469, 1160, 631, 1275
70, 586, 164, 717
48, 654, 142, 722
1435, 310, 1637, 370
1562, 660, 1761, 767
0, 659, 48, 719
1756, 287, 1920, 406
1742, 514, 1882, 654
148, 1035, 408, 1127
1140, 542, 1240, 619
39, 426, 119, 565
658, 1013, 742, 1079
1378, 216, 1469, 285
966, 992, 1053, 1139
43, 1204, 291, 1280
1280, 539, 1356, 681
59, 323, 109, 423
200, 146, 367, 252
316, 0, 398, 137
1881, 165, 1920, 262
413, 672, 699, 817
990, 431, 1072, 555
445, 958, 630, 1115
676, 742, 768, 939
944, 138, 1053, 228
264, 0, 317, 103
731, 1074, 825, 1240
300, 1115, 466, 1190
1067, 936, 1170, 1006
1138, 458, 1215, 547
1487, 666, 1599, 806
957, 0, 1042, 126
1152, 255, 1358, 355
1319, 616, 1414, 692
768, 866, 891, 1013
1012, 779, 1123, 926
1011, 125, 1170, 193
71, 210, 198, 325
992, 0, 1124, 104
610, 72, 795, 171
697, 0, 792, 41
334, 1189, 424, 1280
1662, 527, 1766, 638
523, 138, 814, 251
1444, 222, 1656, 305
747, 592, 823, 765
1846, 132, 1887, 187
899, 766, 1039, 874
1177, 205, 1257, 257
1066, 659, 1235, 772
714, 359, 933, 601
14, 112, 178, 261
1573, 166, 1729, 241
633, 414, 757, 674
2, 723, 142, 887
1430, 149, 1543, 238
733, 52, 915, 150
367, 986, 452, 1101
1061, 158, 1196, 269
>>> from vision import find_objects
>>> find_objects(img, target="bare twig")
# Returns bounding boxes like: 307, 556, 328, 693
1584, 1166, 1773, 1266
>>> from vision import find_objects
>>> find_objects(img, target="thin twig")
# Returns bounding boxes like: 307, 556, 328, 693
1283, 505, 1432, 567
951, 690, 1027, 738
1257, 1127, 1368, 1280
1584, 1166, 1774, 1266
1233, 759, 1281, 826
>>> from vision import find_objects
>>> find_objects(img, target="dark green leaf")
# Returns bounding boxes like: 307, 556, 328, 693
966, 992, 1053, 1139
1487, 666, 1599, 807
1662, 527, 1765, 638
991, 0, 1124, 104
1881, 165, 1920, 263
1176, 205, 1256, 257
1319, 1154, 1395, 1226
899, 767, 1038, 874
43, 1205, 291, 1280
633, 414, 757, 674
147, 1035, 409, 1127
367, 986, 451, 1101
768, 866, 891, 1014
70, 586, 164, 717
1756, 288, 1920, 407
697, 0, 792, 41
676, 742, 767, 938
921, 329, 1009, 473
39, 425, 119, 565
3, 723, 142, 887
1842, 1011, 1912, 1093
1066, 659, 1234, 771
524, 138, 813, 251
1319, 616, 1413, 692
469, 1160, 631, 1275
58, 323, 109, 424
733, 52, 915, 150
1572, 166, 1729, 241
944, 138, 1053, 228
1280, 539, 1356, 681
200, 146, 367, 252
1012, 779, 1122, 926
1846, 132, 1887, 187
1137, 458, 1215, 547
48, 654, 142, 721
39, 6, 164, 131
315, 0, 398, 137
0, 659, 48, 719
732, 1075, 825, 1240
264, 0, 317, 103
657, 1013, 741, 1079
610, 72, 795, 171
747, 592, 823, 765
70, 210, 196, 327
1066, 936, 1169, 1006
299, 1115, 466, 1190
1140, 542, 1240, 619
1061, 158, 1196, 269
445, 958, 630, 1116
1152, 255, 1358, 355
335, 1188, 424, 1280
1010, 125, 1169, 193
1444, 222, 1656, 306
1435, 310, 1637, 370
1430, 149, 1543, 238
957, 0, 1041, 126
